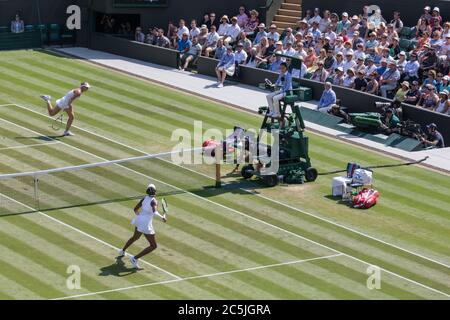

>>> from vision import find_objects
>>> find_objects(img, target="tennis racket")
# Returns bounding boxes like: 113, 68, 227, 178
52, 114, 64, 131
161, 198, 168, 214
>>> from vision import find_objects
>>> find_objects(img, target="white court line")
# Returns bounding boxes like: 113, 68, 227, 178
0, 141, 60, 151
1, 111, 449, 298
6, 103, 449, 271
52, 253, 344, 300
0, 104, 14, 107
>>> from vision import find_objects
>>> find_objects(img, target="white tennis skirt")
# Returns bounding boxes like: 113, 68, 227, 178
131, 214, 155, 235
56, 99, 70, 110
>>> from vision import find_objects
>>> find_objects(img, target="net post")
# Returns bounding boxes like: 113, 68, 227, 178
34, 173, 40, 211
215, 145, 221, 188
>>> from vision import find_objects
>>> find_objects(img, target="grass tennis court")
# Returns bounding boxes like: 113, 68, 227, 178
0, 50, 449, 300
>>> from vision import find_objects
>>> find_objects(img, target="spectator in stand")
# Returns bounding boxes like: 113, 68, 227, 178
309, 21, 322, 42
267, 24, 280, 42
422, 69, 437, 89
237, 6, 249, 29
304, 47, 317, 69
135, 27, 145, 43
342, 51, 356, 73
234, 43, 248, 65
190, 20, 200, 39
308, 8, 322, 25
218, 16, 230, 37
215, 46, 235, 88
420, 123, 445, 148
420, 45, 438, 78
364, 57, 377, 77
332, 67, 345, 86
206, 13, 220, 30
296, 20, 309, 37
318, 82, 337, 112
266, 38, 276, 56
291, 56, 307, 79
245, 47, 259, 68
365, 32, 379, 50
431, 7, 442, 28
396, 51, 407, 73
435, 90, 450, 113
283, 42, 296, 56
390, 11, 404, 34
376, 59, 388, 77
200, 13, 210, 27
330, 52, 344, 75
319, 10, 331, 33
11, 14, 24, 33
155, 29, 171, 48
255, 36, 269, 59
180, 37, 202, 71
380, 61, 400, 98
324, 49, 336, 72
394, 81, 410, 102
389, 37, 401, 58
435, 72, 445, 92
420, 6, 432, 24
334, 37, 345, 54
404, 81, 421, 105
354, 70, 368, 91
352, 31, 365, 50
223, 17, 241, 46
214, 38, 226, 60
254, 23, 267, 45
197, 25, 209, 46
354, 57, 366, 74
236, 32, 252, 54
167, 21, 178, 46
268, 52, 283, 73
416, 18, 431, 39
244, 10, 259, 36
417, 84, 439, 109
282, 28, 295, 48
442, 75, 450, 92
365, 71, 380, 94
348, 15, 361, 39
203, 25, 220, 56
177, 19, 189, 41
336, 12, 351, 33
177, 32, 191, 64
310, 61, 329, 82
145, 27, 157, 45
266, 62, 292, 118
354, 43, 366, 61
343, 68, 356, 88
401, 52, 420, 82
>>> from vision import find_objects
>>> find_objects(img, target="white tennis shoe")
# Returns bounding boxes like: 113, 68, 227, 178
129, 256, 140, 269
40, 95, 51, 102
217, 83, 224, 88
63, 130, 75, 137
117, 249, 125, 258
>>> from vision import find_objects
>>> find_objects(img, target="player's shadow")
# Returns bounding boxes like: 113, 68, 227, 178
99, 257, 137, 277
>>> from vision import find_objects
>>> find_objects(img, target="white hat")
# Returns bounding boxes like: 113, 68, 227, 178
147, 183, 156, 189
399, 51, 406, 56
424, 6, 431, 11
433, 7, 440, 12
342, 12, 348, 17
80, 82, 91, 89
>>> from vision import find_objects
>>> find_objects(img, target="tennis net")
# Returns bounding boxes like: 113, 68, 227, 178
0, 147, 204, 215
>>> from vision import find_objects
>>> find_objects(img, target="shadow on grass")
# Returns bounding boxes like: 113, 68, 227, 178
99, 257, 137, 277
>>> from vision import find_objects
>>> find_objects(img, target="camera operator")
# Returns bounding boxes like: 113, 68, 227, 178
328, 104, 350, 123
420, 123, 445, 148
379, 108, 400, 134
375, 99, 403, 119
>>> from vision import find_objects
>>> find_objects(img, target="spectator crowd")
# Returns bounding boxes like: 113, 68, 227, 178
127, 5, 448, 115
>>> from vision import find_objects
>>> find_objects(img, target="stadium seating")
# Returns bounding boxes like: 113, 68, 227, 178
25, 24, 35, 32
399, 26, 414, 39
48, 23, 61, 43
0, 26, 8, 33
61, 26, 76, 46
37, 24, 48, 43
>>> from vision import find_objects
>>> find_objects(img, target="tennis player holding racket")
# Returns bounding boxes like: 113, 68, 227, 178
118, 183, 167, 269
40, 82, 91, 136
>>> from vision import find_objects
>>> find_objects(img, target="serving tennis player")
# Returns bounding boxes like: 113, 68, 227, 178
118, 183, 166, 269
40, 82, 91, 136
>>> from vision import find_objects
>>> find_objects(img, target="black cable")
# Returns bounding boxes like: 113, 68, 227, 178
318, 156, 429, 176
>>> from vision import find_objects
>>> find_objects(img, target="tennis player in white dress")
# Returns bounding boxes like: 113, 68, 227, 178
118, 184, 167, 269
40, 82, 91, 136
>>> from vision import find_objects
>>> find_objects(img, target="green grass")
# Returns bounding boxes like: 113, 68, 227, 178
0, 50, 449, 300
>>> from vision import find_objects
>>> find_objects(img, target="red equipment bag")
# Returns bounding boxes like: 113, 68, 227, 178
352, 188, 379, 209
